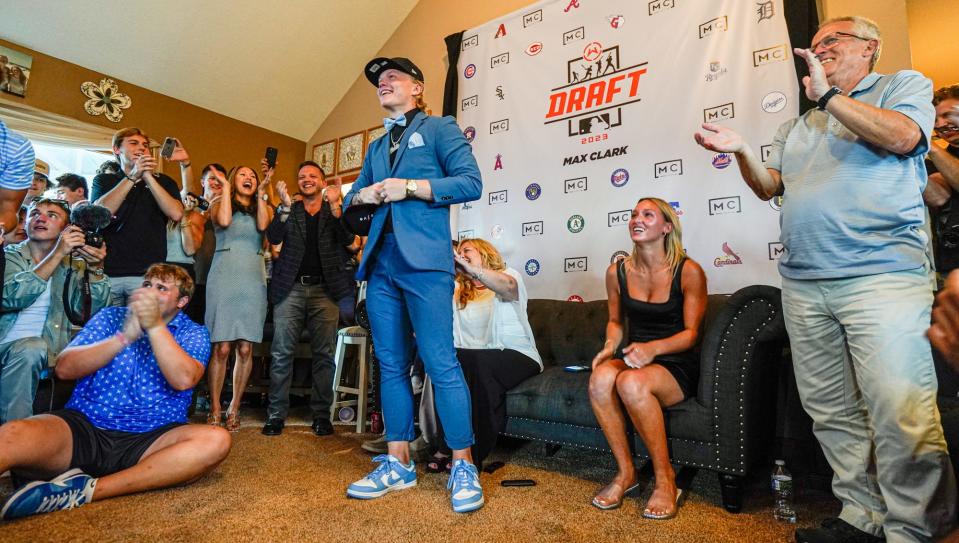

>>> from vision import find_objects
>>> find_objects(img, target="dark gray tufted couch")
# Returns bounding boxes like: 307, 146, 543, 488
503, 285, 787, 512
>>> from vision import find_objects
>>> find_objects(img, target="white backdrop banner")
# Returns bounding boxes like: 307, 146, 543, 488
454, 0, 798, 299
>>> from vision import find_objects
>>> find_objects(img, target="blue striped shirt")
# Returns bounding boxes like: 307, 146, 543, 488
0, 119, 35, 191
766, 71, 935, 280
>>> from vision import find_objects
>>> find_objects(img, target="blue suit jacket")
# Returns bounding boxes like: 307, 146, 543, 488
344, 111, 482, 280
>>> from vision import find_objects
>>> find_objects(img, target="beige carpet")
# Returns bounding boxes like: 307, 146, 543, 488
0, 411, 837, 542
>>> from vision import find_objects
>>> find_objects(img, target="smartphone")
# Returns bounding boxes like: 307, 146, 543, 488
563, 365, 590, 372
160, 137, 177, 159
501, 479, 536, 487
265, 146, 278, 169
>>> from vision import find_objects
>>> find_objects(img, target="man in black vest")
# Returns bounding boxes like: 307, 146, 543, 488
262, 160, 355, 436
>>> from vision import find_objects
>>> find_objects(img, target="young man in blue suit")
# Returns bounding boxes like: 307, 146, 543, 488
342, 57, 484, 513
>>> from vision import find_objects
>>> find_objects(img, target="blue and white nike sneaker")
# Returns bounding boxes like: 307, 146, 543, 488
448, 459, 484, 513
1, 469, 96, 521
346, 454, 417, 499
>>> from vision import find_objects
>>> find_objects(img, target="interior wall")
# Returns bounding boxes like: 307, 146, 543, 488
818, 0, 912, 73
906, 0, 959, 90
309, 0, 920, 163
305, 0, 533, 162
0, 38, 305, 194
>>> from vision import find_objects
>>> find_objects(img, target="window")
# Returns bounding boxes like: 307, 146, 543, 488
31, 141, 112, 196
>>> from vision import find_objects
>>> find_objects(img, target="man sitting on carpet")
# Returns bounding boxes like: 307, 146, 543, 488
0, 264, 231, 521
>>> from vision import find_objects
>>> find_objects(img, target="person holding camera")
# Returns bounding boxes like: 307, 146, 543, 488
92, 128, 183, 307
0, 197, 111, 424
204, 165, 271, 431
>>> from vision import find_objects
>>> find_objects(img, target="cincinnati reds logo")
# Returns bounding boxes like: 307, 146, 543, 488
526, 42, 543, 56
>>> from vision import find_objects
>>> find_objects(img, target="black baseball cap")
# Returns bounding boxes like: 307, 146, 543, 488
364, 57, 424, 86
342, 203, 378, 237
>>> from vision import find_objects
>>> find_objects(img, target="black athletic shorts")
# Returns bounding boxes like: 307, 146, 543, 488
52, 409, 185, 478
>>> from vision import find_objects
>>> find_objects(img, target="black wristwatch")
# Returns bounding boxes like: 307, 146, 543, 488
817, 86, 843, 110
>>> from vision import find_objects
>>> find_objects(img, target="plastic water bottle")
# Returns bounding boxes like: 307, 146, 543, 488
772, 459, 797, 523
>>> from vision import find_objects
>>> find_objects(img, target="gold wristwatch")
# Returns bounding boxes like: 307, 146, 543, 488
405, 179, 418, 198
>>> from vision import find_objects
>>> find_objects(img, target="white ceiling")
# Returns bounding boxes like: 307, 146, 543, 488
0, 0, 419, 140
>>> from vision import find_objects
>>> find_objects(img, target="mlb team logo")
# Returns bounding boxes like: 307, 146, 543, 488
712, 153, 732, 169
567, 214, 585, 233
462, 126, 476, 143
769, 195, 783, 211
525, 259, 541, 276
526, 42, 543, 56
490, 224, 504, 239
610, 250, 629, 264
669, 201, 684, 216
464, 64, 477, 79
567, 295, 584, 303
525, 183, 542, 200
610, 168, 630, 187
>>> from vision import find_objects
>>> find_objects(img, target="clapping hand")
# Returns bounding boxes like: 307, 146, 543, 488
129, 288, 163, 331
793, 48, 831, 102
325, 177, 343, 205
276, 180, 293, 208
694, 123, 744, 154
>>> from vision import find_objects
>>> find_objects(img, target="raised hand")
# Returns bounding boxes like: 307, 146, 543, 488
54, 225, 87, 257
169, 138, 190, 163
121, 301, 143, 344
694, 123, 745, 154
130, 288, 163, 331
794, 48, 831, 101
260, 158, 274, 182
325, 177, 343, 204
276, 180, 293, 208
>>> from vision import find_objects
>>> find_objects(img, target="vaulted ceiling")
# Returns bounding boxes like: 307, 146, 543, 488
0, 0, 419, 140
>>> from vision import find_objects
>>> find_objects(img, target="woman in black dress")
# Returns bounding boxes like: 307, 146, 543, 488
588, 197, 707, 519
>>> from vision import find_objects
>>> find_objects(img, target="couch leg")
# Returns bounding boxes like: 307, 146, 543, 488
718, 473, 744, 513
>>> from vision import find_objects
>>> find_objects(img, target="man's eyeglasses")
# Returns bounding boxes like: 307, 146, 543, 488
810, 31, 873, 52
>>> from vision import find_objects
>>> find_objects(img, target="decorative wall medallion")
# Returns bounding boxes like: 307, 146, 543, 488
81, 78, 131, 122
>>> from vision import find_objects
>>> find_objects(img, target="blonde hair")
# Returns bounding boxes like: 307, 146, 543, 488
455, 238, 505, 309
145, 263, 194, 298
820, 16, 882, 70
412, 78, 429, 112
630, 197, 686, 277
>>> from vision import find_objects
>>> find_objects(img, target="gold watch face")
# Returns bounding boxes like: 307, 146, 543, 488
406, 180, 417, 193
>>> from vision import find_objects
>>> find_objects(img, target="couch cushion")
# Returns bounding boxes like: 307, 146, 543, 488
527, 300, 607, 368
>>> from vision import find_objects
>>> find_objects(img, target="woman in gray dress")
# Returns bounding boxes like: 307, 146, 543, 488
205, 165, 273, 431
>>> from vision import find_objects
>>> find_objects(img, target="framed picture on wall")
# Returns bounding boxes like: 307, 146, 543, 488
337, 131, 364, 174
0, 45, 33, 97
312, 140, 337, 176
366, 125, 387, 148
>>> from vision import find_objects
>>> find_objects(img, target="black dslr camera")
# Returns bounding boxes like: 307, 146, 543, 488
70, 203, 112, 248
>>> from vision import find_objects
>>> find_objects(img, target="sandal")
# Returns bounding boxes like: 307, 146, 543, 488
642, 488, 683, 520
591, 482, 640, 510
425, 454, 452, 474
207, 412, 222, 427
224, 411, 240, 433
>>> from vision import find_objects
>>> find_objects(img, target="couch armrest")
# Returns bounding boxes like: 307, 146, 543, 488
698, 285, 786, 474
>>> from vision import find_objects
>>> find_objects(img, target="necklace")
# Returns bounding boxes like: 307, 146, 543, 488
389, 130, 402, 154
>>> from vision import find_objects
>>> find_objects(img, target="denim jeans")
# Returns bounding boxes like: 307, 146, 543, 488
267, 283, 340, 421
0, 337, 48, 424
782, 266, 956, 541
366, 234, 473, 450
107, 275, 144, 307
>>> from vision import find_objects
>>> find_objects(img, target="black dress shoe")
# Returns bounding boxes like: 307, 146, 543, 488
795, 518, 884, 543
312, 418, 334, 436
261, 418, 285, 436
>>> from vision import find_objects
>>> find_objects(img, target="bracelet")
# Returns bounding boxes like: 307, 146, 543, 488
114, 332, 131, 348
125, 175, 136, 184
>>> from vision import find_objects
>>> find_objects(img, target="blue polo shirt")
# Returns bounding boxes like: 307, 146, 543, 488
0, 119, 35, 191
766, 70, 935, 280
65, 307, 211, 433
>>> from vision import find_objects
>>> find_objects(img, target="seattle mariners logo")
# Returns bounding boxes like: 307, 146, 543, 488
610, 168, 630, 187
463, 126, 476, 142
525, 259, 541, 276
525, 183, 542, 200
567, 214, 585, 233
464, 64, 477, 78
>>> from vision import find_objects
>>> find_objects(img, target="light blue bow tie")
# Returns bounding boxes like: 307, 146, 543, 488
383, 115, 407, 131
